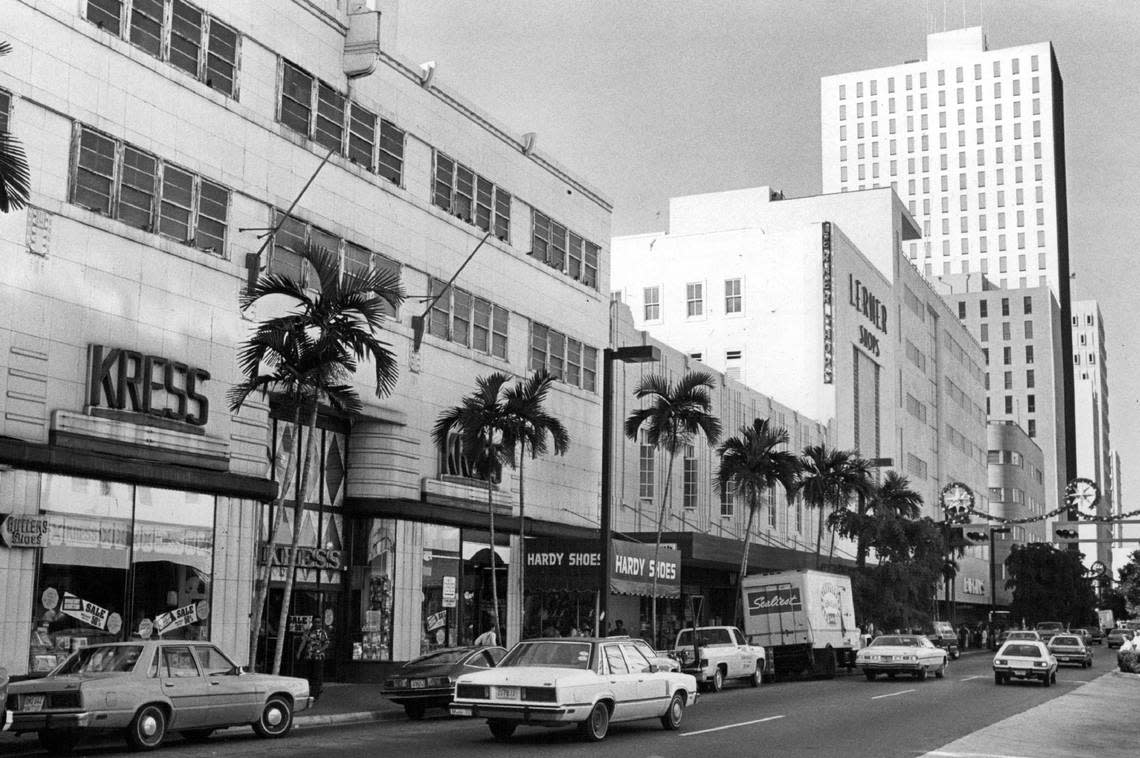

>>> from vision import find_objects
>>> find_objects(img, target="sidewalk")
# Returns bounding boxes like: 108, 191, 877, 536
293, 682, 406, 728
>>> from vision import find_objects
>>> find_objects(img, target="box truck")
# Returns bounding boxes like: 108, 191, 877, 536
740, 569, 859, 677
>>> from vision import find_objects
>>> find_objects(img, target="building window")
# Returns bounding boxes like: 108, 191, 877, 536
639, 431, 655, 500
958, 301, 966, 319
979, 300, 988, 318
1026, 369, 1035, 388
0, 87, 10, 133
280, 60, 314, 134
720, 277, 743, 315
424, 280, 505, 358
1023, 296, 1033, 315
686, 282, 704, 317
725, 350, 742, 382
1027, 419, 1036, 437
529, 321, 598, 392
1025, 345, 1034, 364
720, 486, 734, 519
1004, 396, 1013, 414
1027, 395, 1036, 413
683, 445, 698, 510
1003, 347, 1012, 365
529, 209, 597, 288
1024, 320, 1034, 339
643, 286, 661, 321
70, 124, 229, 254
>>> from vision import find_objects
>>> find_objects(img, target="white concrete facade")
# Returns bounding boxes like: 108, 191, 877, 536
1070, 301, 1113, 569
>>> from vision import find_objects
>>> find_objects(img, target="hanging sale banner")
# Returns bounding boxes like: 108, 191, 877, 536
59, 592, 110, 630
155, 602, 206, 634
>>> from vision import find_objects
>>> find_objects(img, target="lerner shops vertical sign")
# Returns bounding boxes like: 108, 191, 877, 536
848, 274, 888, 357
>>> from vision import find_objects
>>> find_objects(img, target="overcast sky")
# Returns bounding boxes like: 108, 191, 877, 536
396, 1, 1140, 509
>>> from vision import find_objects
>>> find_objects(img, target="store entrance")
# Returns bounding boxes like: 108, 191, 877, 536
259, 588, 338, 678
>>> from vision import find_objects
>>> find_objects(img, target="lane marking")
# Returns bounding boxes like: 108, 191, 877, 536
959, 675, 985, 681
925, 752, 1040, 758
681, 714, 785, 736
871, 688, 916, 700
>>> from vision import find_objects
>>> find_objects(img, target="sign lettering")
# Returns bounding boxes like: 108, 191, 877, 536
87, 344, 210, 426
0, 515, 52, 548
60, 592, 110, 630
259, 544, 344, 570
745, 587, 804, 616
848, 274, 888, 334
858, 325, 881, 357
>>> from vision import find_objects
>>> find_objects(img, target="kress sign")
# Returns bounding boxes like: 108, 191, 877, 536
87, 344, 211, 426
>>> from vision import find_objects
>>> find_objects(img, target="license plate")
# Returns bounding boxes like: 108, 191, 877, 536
410, 679, 426, 689
1012, 669, 1028, 677
451, 707, 473, 717
880, 656, 892, 662
23, 695, 45, 712
495, 686, 519, 700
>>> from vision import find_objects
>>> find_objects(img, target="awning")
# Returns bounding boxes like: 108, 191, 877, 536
525, 538, 681, 598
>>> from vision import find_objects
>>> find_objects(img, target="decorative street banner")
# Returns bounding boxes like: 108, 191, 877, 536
60, 592, 110, 630
155, 601, 209, 635
526, 538, 681, 598
744, 586, 803, 616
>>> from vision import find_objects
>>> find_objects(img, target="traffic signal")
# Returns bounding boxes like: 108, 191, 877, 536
949, 527, 988, 547
1054, 526, 1080, 543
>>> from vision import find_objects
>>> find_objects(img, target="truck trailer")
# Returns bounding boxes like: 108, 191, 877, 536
739, 569, 859, 678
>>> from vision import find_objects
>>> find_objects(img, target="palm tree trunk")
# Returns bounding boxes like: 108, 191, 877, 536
487, 466, 501, 646
271, 402, 320, 675
855, 491, 868, 569
733, 495, 759, 626
815, 496, 825, 569
248, 405, 302, 670
652, 451, 677, 649
517, 449, 526, 644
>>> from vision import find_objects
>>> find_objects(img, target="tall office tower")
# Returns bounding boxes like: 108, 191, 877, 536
822, 26, 1077, 511
1071, 301, 1114, 569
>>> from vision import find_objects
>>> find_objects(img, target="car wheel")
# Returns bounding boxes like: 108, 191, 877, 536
994, 672, 1003, 685
864, 670, 876, 681
1042, 672, 1051, 687
749, 663, 763, 687
1051, 670, 1057, 684
181, 729, 214, 743
127, 704, 168, 751
488, 719, 517, 741
38, 729, 80, 755
404, 702, 426, 720
660, 692, 685, 730
916, 667, 928, 681
935, 661, 946, 679
710, 667, 725, 692
579, 702, 610, 742
252, 694, 294, 738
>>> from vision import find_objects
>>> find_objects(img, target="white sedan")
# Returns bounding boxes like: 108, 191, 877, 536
993, 640, 1058, 686
856, 634, 948, 681
449, 638, 698, 742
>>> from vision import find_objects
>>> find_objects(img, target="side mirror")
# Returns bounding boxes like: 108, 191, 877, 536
232, 665, 246, 676
647, 663, 660, 673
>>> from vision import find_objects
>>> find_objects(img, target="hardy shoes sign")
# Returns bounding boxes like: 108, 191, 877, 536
745, 586, 803, 616
87, 344, 211, 426
526, 538, 681, 597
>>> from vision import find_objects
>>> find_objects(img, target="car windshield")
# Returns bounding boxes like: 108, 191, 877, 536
675, 628, 733, 647
55, 645, 143, 675
408, 650, 469, 666
1002, 644, 1043, 657
1051, 636, 1081, 646
500, 641, 592, 669
869, 636, 922, 647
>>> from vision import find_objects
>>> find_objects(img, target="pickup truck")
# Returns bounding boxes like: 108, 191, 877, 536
1035, 621, 1065, 643
673, 626, 766, 692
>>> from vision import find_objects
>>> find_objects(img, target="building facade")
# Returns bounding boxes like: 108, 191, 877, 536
0, 0, 614, 679
611, 185, 993, 619
987, 420, 1047, 608
1070, 300, 1113, 568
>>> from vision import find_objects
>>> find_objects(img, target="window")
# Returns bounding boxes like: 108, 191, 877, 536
1003, 347, 1012, 365
1002, 322, 1011, 340
423, 277, 507, 358
530, 322, 598, 392
529, 210, 596, 287
958, 301, 966, 319
1024, 320, 1034, 339
683, 445, 698, 510
639, 431, 655, 500
280, 60, 314, 134
724, 278, 742, 314
86, 0, 123, 34
205, 18, 239, 97
686, 282, 704, 318
720, 486, 734, 519
979, 300, 988, 318
1004, 396, 1013, 414
1003, 371, 1013, 390
314, 82, 346, 152
643, 286, 661, 321
1027, 395, 1036, 413
1026, 369, 1035, 387
1027, 419, 1036, 437
70, 124, 229, 253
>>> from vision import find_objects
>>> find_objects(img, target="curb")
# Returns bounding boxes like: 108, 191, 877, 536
295, 709, 406, 729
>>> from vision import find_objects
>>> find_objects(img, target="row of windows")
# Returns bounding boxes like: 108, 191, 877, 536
941, 331, 985, 386
839, 117, 1043, 144
988, 486, 1026, 504
982, 346, 1036, 366
905, 393, 927, 423
529, 210, 599, 289
905, 452, 928, 480
978, 320, 1035, 342
904, 339, 927, 373
70, 123, 229, 253
426, 277, 509, 360
642, 279, 743, 321
1072, 314, 1097, 326
987, 449, 1025, 467
946, 423, 984, 464
529, 322, 598, 392
0, 87, 11, 132
432, 152, 511, 240
986, 369, 1038, 391
86, 0, 239, 98
1073, 352, 1098, 366
837, 54, 1042, 100
958, 295, 1036, 319
280, 59, 406, 185
840, 91, 1043, 123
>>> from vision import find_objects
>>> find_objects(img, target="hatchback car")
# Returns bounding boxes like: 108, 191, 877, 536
381, 646, 506, 719
1047, 634, 1093, 668
993, 640, 1058, 686
1106, 628, 1134, 649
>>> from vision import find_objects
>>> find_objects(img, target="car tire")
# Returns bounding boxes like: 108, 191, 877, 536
994, 672, 1003, 685
749, 663, 763, 687
710, 667, 724, 692
660, 692, 685, 730
916, 667, 928, 681
935, 662, 946, 679
1042, 672, 1051, 687
252, 695, 294, 738
1051, 670, 1057, 684
864, 670, 876, 681
181, 729, 214, 743
488, 719, 517, 741
38, 729, 80, 755
579, 702, 610, 742
404, 702, 426, 720
127, 704, 168, 751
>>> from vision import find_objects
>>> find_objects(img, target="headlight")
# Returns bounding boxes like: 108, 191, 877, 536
995, 659, 1007, 666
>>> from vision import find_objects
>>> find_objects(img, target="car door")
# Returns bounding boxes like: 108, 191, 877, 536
731, 628, 752, 678
158, 645, 211, 729
600, 643, 641, 722
192, 645, 261, 725
621, 643, 668, 719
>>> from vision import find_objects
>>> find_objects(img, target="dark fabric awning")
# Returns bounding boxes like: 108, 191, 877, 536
525, 538, 681, 598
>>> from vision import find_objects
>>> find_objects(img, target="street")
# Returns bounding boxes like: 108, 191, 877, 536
0, 649, 1116, 758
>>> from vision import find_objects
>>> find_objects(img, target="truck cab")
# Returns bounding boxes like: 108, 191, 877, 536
673, 626, 767, 692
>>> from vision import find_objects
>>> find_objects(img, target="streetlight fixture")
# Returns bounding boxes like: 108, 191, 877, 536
598, 344, 660, 636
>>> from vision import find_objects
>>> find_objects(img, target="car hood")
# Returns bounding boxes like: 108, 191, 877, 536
457, 667, 594, 687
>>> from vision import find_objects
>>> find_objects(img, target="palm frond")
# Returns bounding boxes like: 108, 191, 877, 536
303, 243, 345, 301
0, 130, 31, 213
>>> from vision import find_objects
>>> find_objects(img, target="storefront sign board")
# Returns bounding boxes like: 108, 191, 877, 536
0, 514, 52, 548
526, 538, 681, 598
87, 344, 211, 426
258, 543, 344, 570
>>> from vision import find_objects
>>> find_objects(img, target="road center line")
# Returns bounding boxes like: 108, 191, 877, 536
925, 752, 1040, 758
871, 688, 916, 700
682, 714, 785, 736
959, 675, 985, 681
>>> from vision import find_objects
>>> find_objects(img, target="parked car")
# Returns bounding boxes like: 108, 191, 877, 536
1106, 628, 1134, 649
4, 641, 312, 754
993, 640, 1058, 686
0, 665, 8, 732
672, 626, 765, 691
924, 621, 961, 660
449, 637, 698, 742
1086, 627, 1106, 645
856, 634, 948, 681
381, 646, 506, 719
1047, 634, 1093, 668
608, 636, 681, 672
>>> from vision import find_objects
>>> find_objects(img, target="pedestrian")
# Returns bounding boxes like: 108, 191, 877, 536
980, 626, 988, 649
609, 619, 627, 636
297, 618, 330, 700
474, 626, 498, 646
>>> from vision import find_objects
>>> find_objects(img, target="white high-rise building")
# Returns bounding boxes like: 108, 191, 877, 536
1071, 301, 1114, 569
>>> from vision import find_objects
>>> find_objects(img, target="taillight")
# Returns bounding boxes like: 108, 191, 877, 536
455, 684, 488, 699
522, 687, 557, 702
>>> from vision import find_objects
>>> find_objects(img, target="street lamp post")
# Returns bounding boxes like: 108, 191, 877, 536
598, 344, 659, 636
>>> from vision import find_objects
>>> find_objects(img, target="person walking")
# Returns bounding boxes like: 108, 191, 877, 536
297, 618, 330, 700
474, 626, 498, 646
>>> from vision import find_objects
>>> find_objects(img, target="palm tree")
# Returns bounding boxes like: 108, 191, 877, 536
716, 418, 800, 625
624, 370, 721, 646
229, 243, 403, 674
0, 41, 31, 212
833, 471, 923, 569
798, 445, 872, 569
501, 371, 570, 634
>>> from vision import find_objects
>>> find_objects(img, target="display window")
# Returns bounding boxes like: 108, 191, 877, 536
350, 518, 396, 662
421, 524, 460, 652
29, 475, 215, 673
459, 531, 509, 648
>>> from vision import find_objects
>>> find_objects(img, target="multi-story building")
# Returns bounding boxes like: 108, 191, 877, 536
1070, 300, 1113, 568
0, 0, 614, 679
611, 185, 993, 621
820, 26, 1077, 503
987, 420, 1047, 608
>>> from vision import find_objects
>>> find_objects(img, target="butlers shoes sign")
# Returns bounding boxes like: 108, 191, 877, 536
87, 344, 211, 426
526, 538, 681, 598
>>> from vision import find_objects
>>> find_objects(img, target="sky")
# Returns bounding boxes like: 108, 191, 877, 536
395, 1, 1140, 512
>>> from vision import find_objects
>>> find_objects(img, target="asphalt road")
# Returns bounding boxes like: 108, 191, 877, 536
1, 648, 1115, 758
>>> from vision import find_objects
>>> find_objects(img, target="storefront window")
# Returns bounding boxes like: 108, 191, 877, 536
351, 518, 396, 662
460, 532, 508, 648
421, 524, 460, 651
29, 475, 215, 673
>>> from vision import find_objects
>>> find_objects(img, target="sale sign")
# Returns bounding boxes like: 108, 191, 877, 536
60, 592, 110, 630
155, 602, 206, 634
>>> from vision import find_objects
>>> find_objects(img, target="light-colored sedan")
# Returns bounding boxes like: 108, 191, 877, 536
993, 640, 1058, 686
3, 641, 312, 753
449, 637, 698, 742
857, 635, 948, 681
1047, 634, 1093, 668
